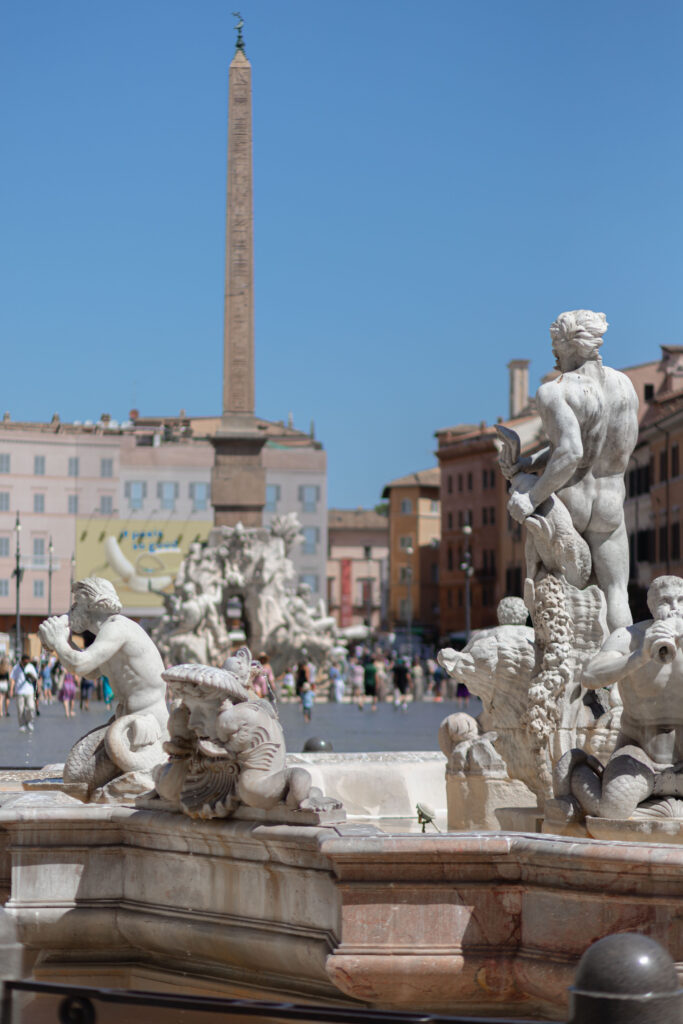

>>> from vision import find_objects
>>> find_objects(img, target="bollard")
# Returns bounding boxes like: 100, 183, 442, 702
569, 932, 683, 1024
302, 737, 333, 752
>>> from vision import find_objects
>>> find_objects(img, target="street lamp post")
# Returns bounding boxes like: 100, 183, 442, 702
47, 537, 54, 616
405, 544, 414, 660
460, 524, 474, 643
12, 514, 23, 658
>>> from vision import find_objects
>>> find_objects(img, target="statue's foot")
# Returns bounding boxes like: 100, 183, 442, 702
297, 792, 343, 813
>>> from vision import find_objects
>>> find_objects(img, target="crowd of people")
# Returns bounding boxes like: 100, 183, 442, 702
274, 646, 470, 720
0, 644, 470, 733
0, 654, 112, 733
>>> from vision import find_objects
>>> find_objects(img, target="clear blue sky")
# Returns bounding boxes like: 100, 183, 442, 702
2, 1, 682, 507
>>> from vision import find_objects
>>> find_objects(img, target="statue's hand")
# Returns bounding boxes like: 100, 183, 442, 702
508, 490, 535, 524
38, 614, 69, 652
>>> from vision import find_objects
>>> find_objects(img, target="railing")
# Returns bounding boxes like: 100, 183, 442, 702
0, 981, 547, 1024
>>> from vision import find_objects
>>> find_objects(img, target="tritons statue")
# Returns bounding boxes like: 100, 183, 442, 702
440, 311, 639, 808
38, 577, 170, 801
153, 647, 344, 823
552, 575, 683, 824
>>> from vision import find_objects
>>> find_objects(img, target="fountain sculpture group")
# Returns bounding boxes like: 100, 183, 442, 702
440, 309, 683, 838
2, 309, 681, 1019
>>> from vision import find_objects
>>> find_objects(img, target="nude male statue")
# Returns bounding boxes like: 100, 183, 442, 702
562, 576, 683, 819
39, 577, 169, 787
506, 310, 638, 630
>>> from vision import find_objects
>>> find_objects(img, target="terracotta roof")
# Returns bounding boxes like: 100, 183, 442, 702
328, 508, 389, 531
382, 467, 440, 492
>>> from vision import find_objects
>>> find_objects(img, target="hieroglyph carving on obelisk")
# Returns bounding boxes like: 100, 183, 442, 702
223, 47, 254, 417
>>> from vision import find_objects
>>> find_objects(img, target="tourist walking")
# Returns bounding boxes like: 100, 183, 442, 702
10, 654, 37, 732
363, 656, 378, 711
349, 657, 364, 708
410, 657, 425, 702
40, 657, 55, 704
0, 658, 10, 717
300, 681, 314, 723
79, 676, 94, 711
60, 671, 78, 717
392, 657, 410, 711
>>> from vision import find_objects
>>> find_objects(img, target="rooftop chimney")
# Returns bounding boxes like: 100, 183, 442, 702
508, 359, 530, 419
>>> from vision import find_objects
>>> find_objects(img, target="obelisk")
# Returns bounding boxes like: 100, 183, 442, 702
211, 15, 266, 527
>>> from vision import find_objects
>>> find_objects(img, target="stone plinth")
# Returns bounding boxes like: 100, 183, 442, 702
3, 793, 683, 1020
210, 418, 266, 527
445, 773, 537, 831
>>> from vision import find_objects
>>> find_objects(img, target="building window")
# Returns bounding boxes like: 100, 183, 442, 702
0, 455, 10, 474
158, 482, 178, 511
458, 474, 463, 492
673, 445, 680, 478
101, 458, 114, 478
0, 538, 8, 557
447, 547, 453, 570
33, 537, 46, 567
660, 525, 669, 563
399, 536, 413, 550
302, 526, 319, 555
265, 484, 280, 513
33, 494, 45, 514
68, 494, 79, 515
0, 493, 9, 513
33, 579, 45, 598
505, 566, 523, 596
672, 522, 681, 562
400, 499, 412, 515
68, 457, 79, 477
489, 505, 496, 525
125, 481, 146, 511
447, 476, 453, 495
430, 499, 439, 513
189, 482, 209, 512
644, 383, 654, 401
299, 573, 319, 593
299, 485, 320, 513
399, 566, 411, 583
447, 512, 453, 529
660, 450, 668, 483
483, 507, 488, 526
34, 455, 45, 476
100, 495, 113, 515
467, 472, 473, 490
0, 580, 8, 597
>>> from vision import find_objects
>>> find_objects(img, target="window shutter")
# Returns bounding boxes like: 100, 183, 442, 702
142, 482, 147, 499
157, 482, 162, 500
315, 486, 320, 500
276, 485, 281, 500
298, 485, 303, 502
189, 483, 195, 499
124, 482, 131, 498
175, 482, 179, 499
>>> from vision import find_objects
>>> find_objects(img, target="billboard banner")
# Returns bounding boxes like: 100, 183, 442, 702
340, 558, 352, 627
75, 518, 213, 610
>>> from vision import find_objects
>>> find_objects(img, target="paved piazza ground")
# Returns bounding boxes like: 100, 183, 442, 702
0, 695, 482, 768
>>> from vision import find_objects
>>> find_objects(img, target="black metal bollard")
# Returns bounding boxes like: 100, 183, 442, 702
569, 932, 683, 1023
302, 737, 334, 752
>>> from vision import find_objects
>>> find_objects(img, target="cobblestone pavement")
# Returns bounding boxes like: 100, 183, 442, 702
0, 694, 482, 768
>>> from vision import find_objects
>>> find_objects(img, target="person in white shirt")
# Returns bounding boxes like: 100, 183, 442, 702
10, 654, 36, 732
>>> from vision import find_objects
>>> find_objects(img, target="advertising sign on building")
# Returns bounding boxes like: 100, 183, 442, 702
75, 518, 213, 612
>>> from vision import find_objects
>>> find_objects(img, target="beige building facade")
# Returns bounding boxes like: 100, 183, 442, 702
326, 509, 389, 631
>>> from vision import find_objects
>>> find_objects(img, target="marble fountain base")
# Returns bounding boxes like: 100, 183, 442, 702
2, 782, 683, 1021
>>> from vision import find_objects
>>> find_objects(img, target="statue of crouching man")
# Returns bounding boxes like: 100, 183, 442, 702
552, 575, 683, 821
153, 648, 344, 822
39, 577, 169, 801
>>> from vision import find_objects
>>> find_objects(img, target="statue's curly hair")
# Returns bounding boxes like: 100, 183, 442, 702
72, 576, 122, 615
549, 309, 607, 361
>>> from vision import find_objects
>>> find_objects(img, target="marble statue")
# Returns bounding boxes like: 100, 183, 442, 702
553, 575, 683, 823
38, 577, 169, 800
439, 311, 635, 809
438, 713, 506, 776
153, 647, 343, 821
499, 309, 639, 631
152, 514, 338, 675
